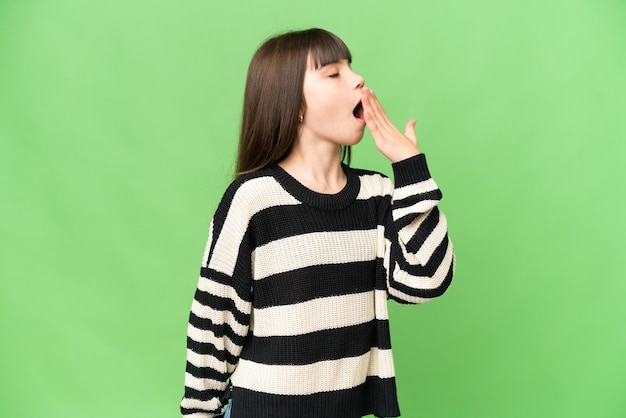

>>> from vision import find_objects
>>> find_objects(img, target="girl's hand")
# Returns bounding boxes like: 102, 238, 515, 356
361, 86, 420, 163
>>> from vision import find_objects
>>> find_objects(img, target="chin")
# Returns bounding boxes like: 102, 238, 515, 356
345, 127, 366, 146
344, 135, 364, 146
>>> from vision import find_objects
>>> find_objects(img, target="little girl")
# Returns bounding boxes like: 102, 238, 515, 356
181, 28, 455, 418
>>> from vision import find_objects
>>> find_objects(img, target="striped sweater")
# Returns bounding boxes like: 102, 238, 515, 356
181, 153, 455, 418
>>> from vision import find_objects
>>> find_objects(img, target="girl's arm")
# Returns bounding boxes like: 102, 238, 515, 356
363, 88, 455, 302
181, 185, 254, 417
383, 154, 455, 303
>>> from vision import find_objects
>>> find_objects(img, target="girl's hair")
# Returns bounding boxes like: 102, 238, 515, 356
236, 28, 353, 177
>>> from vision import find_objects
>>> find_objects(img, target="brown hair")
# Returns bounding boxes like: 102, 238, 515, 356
236, 28, 353, 177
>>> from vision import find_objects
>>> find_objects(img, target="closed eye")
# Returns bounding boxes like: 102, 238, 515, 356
329, 73, 340, 78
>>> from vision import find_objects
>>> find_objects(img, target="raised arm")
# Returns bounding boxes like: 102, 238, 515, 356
361, 87, 455, 303
383, 154, 455, 304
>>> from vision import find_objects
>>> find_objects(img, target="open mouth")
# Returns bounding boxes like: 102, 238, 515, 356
353, 101, 364, 120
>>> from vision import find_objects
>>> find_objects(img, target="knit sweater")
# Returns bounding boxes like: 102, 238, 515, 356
181, 153, 455, 418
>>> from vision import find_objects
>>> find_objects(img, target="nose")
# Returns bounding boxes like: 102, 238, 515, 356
354, 72, 365, 89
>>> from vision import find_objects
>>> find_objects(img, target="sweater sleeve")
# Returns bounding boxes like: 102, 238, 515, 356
180, 183, 254, 417
383, 153, 456, 304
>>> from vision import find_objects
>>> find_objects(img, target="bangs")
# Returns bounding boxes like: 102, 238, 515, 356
306, 29, 352, 69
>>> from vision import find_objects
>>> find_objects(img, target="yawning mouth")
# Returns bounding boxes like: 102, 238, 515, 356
353, 101, 364, 120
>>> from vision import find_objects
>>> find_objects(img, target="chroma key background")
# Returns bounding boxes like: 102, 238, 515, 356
1, 0, 625, 417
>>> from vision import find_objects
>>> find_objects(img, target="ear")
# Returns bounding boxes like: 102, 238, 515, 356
298, 101, 307, 122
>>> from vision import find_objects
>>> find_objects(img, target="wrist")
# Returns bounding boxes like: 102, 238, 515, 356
391, 153, 431, 185
391, 150, 420, 163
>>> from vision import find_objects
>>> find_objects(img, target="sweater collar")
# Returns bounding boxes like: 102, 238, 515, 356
269, 163, 361, 211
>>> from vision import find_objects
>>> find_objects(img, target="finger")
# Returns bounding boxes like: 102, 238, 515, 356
363, 98, 391, 140
366, 90, 410, 146
362, 89, 382, 133
363, 94, 398, 143
362, 88, 383, 122
363, 108, 381, 137
363, 88, 392, 128
404, 119, 418, 144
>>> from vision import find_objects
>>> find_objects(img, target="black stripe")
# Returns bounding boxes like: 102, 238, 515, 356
389, 255, 454, 300
187, 337, 240, 365
375, 258, 390, 291
391, 206, 440, 243
392, 153, 431, 187
231, 376, 400, 418
182, 385, 224, 402
180, 408, 211, 415
392, 198, 440, 233
392, 233, 450, 278
252, 261, 376, 308
250, 198, 383, 247
392, 188, 442, 210
188, 312, 248, 346
199, 268, 253, 302
185, 360, 229, 382
405, 207, 442, 253
351, 166, 388, 179
193, 288, 250, 325
240, 320, 391, 365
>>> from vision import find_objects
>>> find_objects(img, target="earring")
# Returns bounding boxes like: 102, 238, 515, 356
298, 114, 303, 123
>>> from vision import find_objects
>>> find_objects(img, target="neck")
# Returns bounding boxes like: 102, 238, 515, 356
279, 140, 346, 195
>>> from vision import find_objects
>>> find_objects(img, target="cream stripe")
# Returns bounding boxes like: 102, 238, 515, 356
376, 225, 387, 256
368, 347, 396, 378
356, 173, 390, 199
230, 348, 395, 395
252, 229, 377, 280
184, 372, 226, 392
393, 178, 438, 201
191, 299, 249, 338
180, 397, 223, 414
186, 348, 238, 374
374, 289, 389, 320
409, 212, 449, 264
208, 177, 300, 276
395, 207, 429, 248
393, 200, 437, 220
393, 241, 454, 290
201, 221, 214, 268
252, 292, 376, 337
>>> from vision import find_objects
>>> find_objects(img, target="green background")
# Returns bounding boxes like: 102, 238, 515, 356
1, 0, 625, 417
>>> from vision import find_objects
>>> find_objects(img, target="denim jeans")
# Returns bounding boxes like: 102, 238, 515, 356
223, 399, 232, 418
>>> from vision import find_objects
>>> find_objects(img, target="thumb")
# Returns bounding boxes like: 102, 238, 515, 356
404, 119, 418, 144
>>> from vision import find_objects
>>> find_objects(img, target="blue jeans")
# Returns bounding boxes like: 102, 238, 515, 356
223, 399, 232, 418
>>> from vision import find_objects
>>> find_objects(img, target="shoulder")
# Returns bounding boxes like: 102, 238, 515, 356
215, 167, 300, 223
346, 165, 394, 199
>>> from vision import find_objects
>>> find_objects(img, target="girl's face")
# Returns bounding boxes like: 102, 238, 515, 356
300, 58, 366, 149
